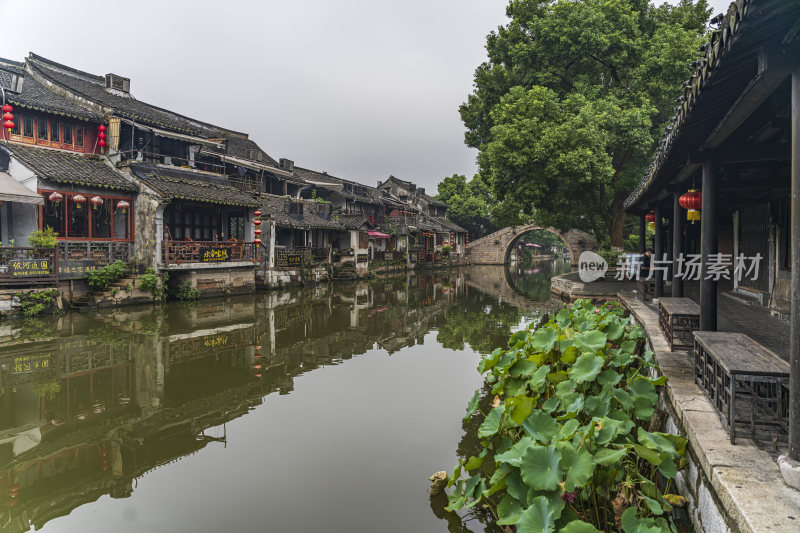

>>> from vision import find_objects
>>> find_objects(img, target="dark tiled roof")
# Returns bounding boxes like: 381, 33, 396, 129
0, 59, 101, 122
224, 136, 279, 167
258, 194, 343, 230
130, 163, 257, 207
28, 54, 221, 137
3, 143, 137, 192
429, 216, 466, 233
336, 214, 371, 230
624, 0, 798, 210
421, 193, 446, 207
294, 166, 384, 204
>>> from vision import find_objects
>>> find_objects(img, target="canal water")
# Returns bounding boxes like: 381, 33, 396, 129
0, 261, 569, 533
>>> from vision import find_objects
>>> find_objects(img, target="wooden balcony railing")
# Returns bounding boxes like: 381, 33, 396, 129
163, 240, 259, 265
372, 251, 401, 262
58, 241, 132, 264
311, 246, 331, 264
0, 247, 59, 286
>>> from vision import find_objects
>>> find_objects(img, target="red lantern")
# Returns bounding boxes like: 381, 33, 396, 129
253, 363, 262, 370
254, 229, 262, 235
2, 112, 13, 121
2, 104, 12, 113
116, 200, 130, 213
254, 219, 262, 226
254, 210, 262, 217
49, 191, 63, 204
254, 345, 261, 350
679, 189, 702, 223
97, 124, 106, 133
73, 194, 87, 208
90, 196, 104, 210
645, 212, 656, 223
97, 132, 106, 140
4, 120, 14, 130
254, 238, 262, 245
98, 139, 107, 147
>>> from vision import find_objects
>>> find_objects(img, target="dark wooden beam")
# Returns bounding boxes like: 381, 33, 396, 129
788, 66, 800, 462
639, 214, 646, 254
700, 154, 718, 331
720, 143, 791, 163
704, 45, 799, 151
672, 193, 684, 297
655, 204, 664, 298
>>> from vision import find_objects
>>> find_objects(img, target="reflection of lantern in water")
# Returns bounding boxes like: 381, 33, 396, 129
253, 363, 262, 370
100, 447, 110, 471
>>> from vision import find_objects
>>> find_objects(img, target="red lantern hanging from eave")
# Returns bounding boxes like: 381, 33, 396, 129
254, 229, 262, 235
2, 112, 13, 121
679, 189, 702, 223
97, 124, 106, 133
49, 191, 64, 204
254, 219, 262, 226
254, 210, 262, 217
254, 238, 262, 245
2, 104, 12, 113
644, 212, 656, 223
90, 196, 104, 210
4, 120, 14, 130
72, 194, 87, 208
116, 200, 130, 213
98, 139, 107, 147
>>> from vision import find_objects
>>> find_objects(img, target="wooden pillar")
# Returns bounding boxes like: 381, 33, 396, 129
789, 67, 800, 462
700, 154, 718, 331
673, 192, 684, 297
639, 214, 646, 254
655, 204, 664, 298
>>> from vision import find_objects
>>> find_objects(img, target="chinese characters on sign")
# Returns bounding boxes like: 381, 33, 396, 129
13, 354, 54, 374
59, 260, 99, 280
9, 259, 53, 278
199, 247, 231, 263
613, 253, 763, 282
202, 334, 229, 348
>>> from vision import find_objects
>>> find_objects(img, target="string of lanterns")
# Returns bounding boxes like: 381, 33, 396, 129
97, 124, 107, 148
254, 209, 262, 245
2, 103, 14, 133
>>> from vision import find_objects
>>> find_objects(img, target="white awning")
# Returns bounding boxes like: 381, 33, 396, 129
0, 172, 43, 204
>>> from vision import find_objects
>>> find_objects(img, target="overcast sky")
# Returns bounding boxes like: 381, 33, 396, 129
0, 0, 730, 192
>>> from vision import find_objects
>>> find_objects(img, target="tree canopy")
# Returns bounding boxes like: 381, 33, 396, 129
461, 0, 710, 247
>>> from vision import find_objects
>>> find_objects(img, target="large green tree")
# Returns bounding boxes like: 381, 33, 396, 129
462, 0, 710, 247
435, 173, 496, 237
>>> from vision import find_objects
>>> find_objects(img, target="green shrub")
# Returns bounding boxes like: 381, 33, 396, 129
446, 300, 686, 533
441, 244, 452, 257
176, 281, 200, 301
17, 289, 59, 317
86, 260, 127, 290
27, 227, 59, 248
597, 248, 623, 268
140, 268, 165, 301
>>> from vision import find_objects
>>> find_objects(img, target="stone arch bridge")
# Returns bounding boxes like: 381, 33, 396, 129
467, 225, 598, 268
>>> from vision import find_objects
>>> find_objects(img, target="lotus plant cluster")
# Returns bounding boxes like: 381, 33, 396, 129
446, 300, 687, 533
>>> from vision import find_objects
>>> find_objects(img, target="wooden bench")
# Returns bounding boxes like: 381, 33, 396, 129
693, 331, 790, 444
658, 297, 700, 350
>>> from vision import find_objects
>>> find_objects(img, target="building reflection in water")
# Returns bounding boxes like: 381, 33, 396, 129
0, 267, 560, 533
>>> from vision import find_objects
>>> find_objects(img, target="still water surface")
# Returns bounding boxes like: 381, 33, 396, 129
0, 261, 568, 533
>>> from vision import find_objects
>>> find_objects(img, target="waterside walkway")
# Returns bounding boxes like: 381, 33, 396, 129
619, 293, 799, 533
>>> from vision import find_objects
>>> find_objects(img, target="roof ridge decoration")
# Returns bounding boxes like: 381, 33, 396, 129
624, 0, 751, 210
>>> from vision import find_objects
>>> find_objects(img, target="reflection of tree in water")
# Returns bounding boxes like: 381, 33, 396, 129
436, 293, 523, 354
506, 260, 571, 301
429, 386, 502, 533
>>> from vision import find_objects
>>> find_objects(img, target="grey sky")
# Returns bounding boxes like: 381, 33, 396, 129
0, 0, 731, 192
